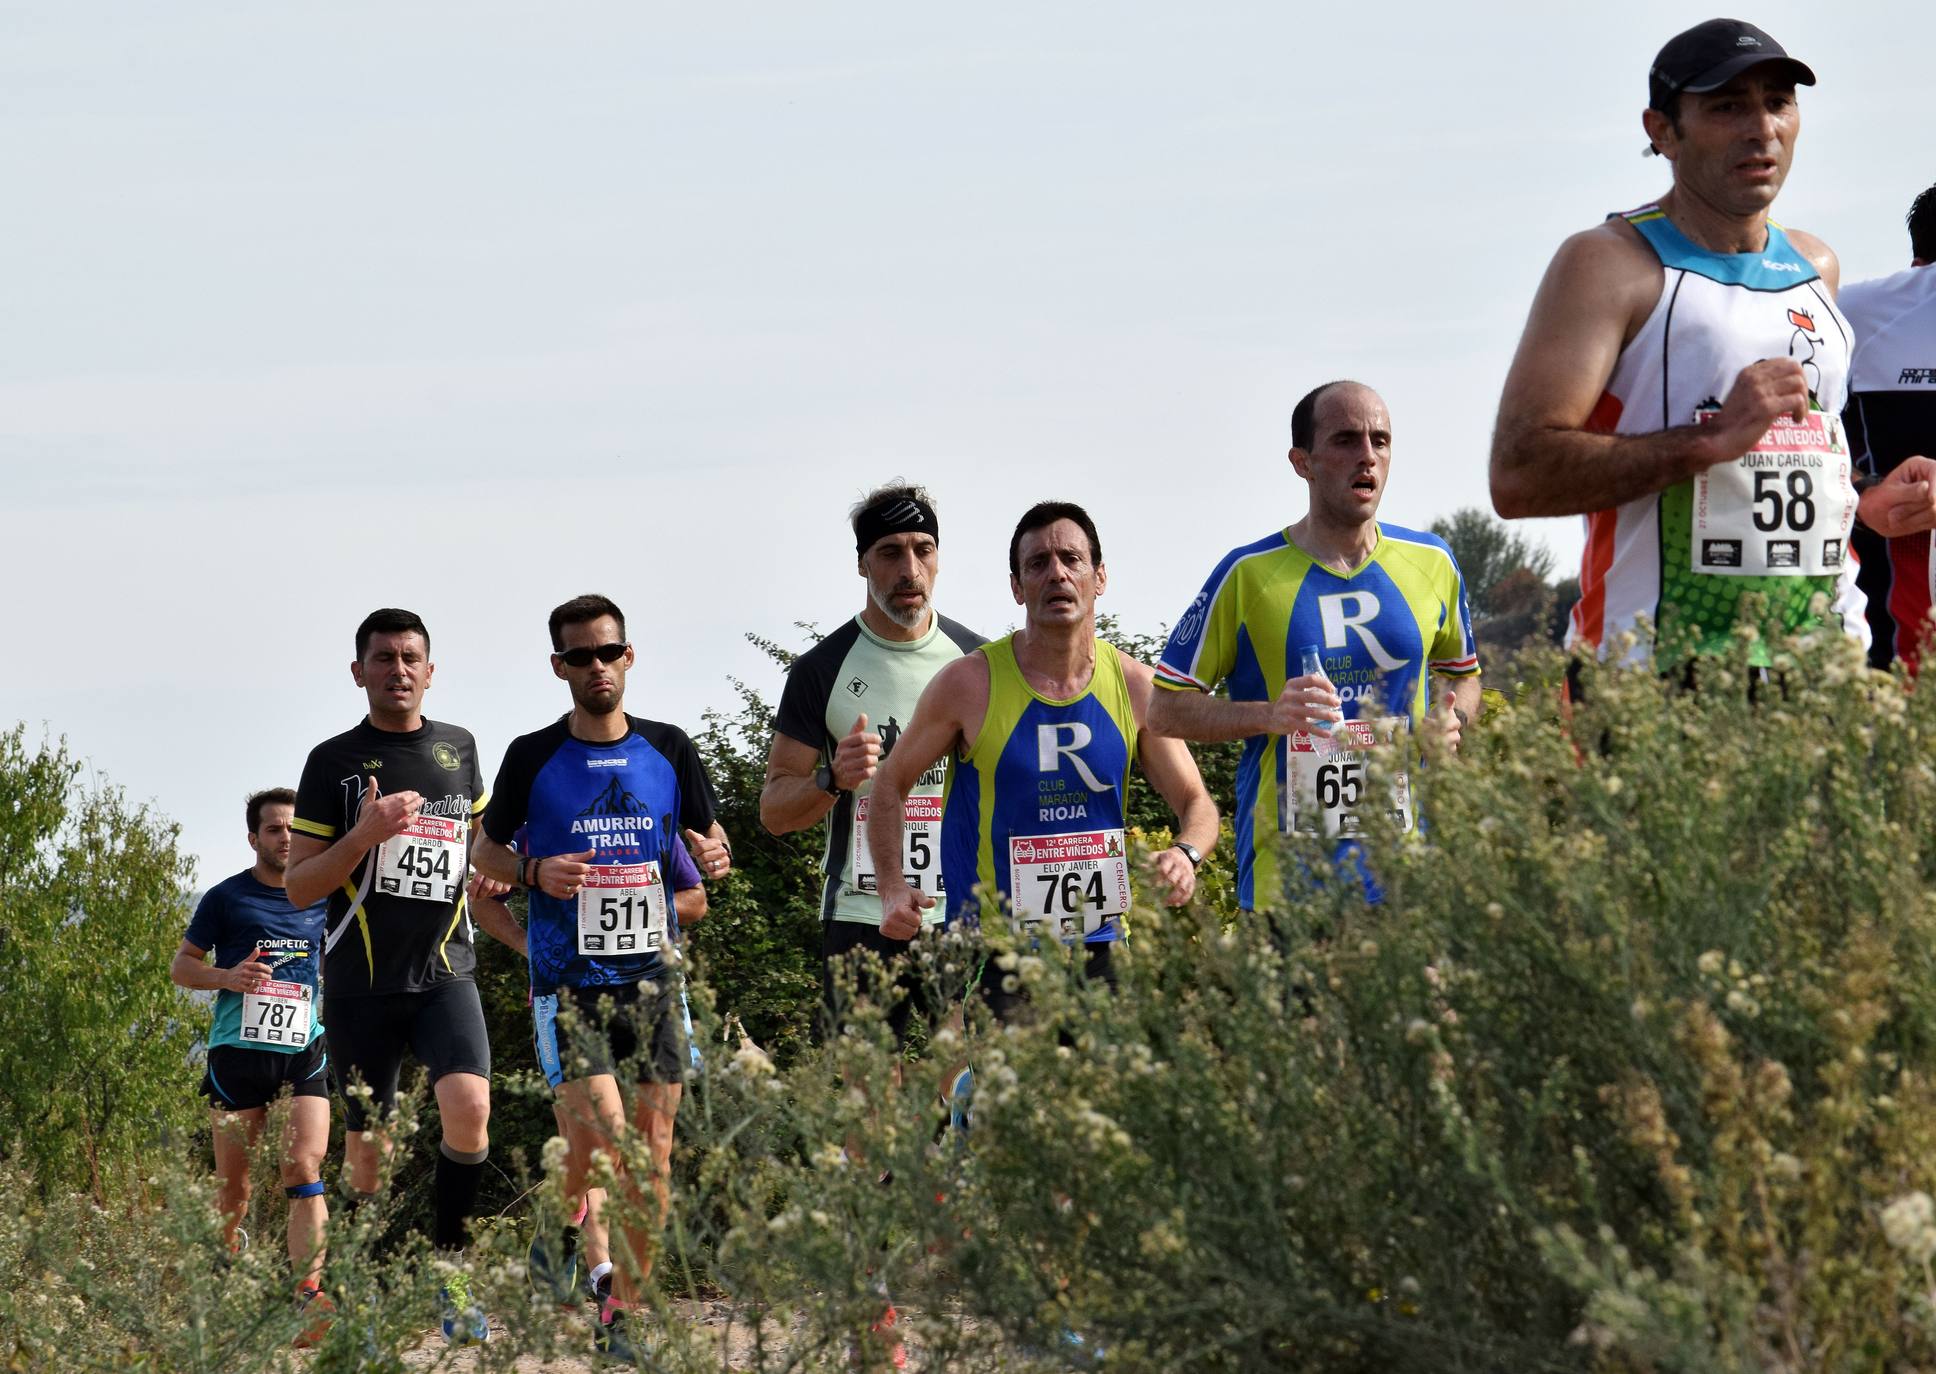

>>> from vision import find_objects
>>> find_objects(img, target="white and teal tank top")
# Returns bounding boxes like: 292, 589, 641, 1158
1568, 205, 1868, 666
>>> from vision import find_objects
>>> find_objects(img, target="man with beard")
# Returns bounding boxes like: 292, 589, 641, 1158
760, 483, 984, 1045
286, 608, 497, 1344
470, 594, 725, 1362
171, 787, 333, 1338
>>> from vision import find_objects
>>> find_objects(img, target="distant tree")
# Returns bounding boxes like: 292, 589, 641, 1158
1430, 507, 1556, 619
0, 727, 201, 1201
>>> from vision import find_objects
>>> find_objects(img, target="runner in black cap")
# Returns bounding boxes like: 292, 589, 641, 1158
1646, 18, 1815, 117
1490, 18, 1870, 675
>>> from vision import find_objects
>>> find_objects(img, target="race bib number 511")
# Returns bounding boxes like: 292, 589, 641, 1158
1691, 409, 1855, 576
375, 815, 465, 903
576, 862, 669, 956
1008, 829, 1130, 940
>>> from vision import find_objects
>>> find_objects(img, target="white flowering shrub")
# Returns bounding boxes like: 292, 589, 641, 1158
13, 627, 1936, 1370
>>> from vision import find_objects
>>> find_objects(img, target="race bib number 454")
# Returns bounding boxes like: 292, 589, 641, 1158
1691, 409, 1855, 577
1008, 829, 1130, 940
375, 815, 465, 903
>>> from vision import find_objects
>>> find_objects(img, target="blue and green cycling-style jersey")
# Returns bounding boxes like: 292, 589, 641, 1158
1156, 523, 1479, 910
183, 870, 328, 1053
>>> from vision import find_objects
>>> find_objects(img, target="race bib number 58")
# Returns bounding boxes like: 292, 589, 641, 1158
375, 815, 465, 903
1691, 409, 1855, 576
1008, 829, 1130, 940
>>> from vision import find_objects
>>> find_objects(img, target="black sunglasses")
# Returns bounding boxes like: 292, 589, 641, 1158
557, 642, 629, 667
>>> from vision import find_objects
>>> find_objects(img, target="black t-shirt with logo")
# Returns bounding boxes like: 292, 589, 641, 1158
292, 717, 490, 997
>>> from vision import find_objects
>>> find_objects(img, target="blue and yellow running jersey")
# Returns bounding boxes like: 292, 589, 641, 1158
1155, 523, 1479, 910
940, 634, 1138, 944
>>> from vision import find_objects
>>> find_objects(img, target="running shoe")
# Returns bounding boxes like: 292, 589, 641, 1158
948, 1067, 974, 1133
595, 1302, 650, 1365
528, 1216, 581, 1306
439, 1272, 492, 1346
293, 1283, 335, 1349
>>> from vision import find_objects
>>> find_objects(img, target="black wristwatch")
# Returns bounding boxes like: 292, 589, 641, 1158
814, 764, 841, 795
1172, 841, 1203, 868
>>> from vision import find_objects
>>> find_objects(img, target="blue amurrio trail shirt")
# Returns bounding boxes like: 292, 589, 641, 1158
183, 870, 329, 1052
482, 715, 717, 994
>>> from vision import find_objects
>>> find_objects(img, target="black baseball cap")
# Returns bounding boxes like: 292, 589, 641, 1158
1648, 19, 1816, 112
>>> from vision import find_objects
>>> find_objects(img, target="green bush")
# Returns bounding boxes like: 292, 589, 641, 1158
0, 728, 202, 1202
14, 626, 1936, 1371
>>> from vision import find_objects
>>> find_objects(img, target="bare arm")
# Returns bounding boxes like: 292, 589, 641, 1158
1146, 676, 1342, 744
285, 778, 420, 909
760, 721, 881, 835
675, 884, 707, 925
868, 656, 986, 938
169, 939, 274, 995
1490, 225, 1808, 519
759, 733, 835, 835
1122, 654, 1219, 905
465, 877, 527, 958
471, 830, 520, 886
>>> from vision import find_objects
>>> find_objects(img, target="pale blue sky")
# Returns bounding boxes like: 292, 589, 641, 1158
3, 1, 1924, 885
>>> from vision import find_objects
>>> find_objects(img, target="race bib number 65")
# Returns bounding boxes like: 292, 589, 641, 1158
1282, 719, 1414, 838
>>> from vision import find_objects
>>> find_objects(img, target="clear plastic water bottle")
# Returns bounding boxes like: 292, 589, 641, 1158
1298, 646, 1335, 736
